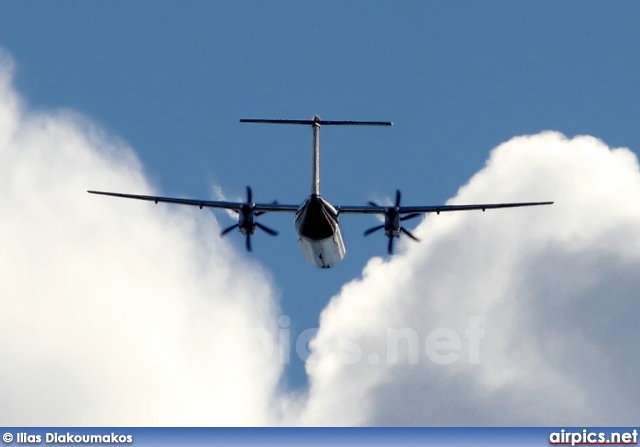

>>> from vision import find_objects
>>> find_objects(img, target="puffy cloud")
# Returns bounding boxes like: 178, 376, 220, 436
0, 53, 282, 426
299, 132, 640, 425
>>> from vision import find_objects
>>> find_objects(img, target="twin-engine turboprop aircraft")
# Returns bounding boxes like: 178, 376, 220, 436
88, 116, 553, 269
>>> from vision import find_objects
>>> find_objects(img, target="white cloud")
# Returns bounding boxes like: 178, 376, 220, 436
0, 53, 283, 426
298, 132, 640, 425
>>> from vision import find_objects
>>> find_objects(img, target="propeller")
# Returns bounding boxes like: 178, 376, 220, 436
363, 224, 384, 236
220, 223, 239, 236
363, 189, 422, 255
219, 186, 279, 252
256, 222, 279, 235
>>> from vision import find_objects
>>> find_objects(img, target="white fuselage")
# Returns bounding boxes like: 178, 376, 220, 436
294, 116, 350, 268
295, 194, 346, 268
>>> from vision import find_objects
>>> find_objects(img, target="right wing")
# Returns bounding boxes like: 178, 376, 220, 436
337, 201, 554, 215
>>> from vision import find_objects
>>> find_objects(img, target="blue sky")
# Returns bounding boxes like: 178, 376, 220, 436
2, 1, 640, 394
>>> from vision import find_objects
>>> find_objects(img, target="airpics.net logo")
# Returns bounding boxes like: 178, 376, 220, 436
549, 429, 638, 446
245, 316, 485, 366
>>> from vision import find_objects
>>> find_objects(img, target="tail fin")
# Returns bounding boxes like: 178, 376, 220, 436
240, 116, 392, 195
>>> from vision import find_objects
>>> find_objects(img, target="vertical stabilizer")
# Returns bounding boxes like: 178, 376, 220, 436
239, 116, 392, 198
311, 115, 321, 196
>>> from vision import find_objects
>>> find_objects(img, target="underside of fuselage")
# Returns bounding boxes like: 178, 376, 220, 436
295, 195, 346, 268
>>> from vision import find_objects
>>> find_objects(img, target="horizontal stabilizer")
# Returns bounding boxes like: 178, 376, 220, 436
240, 118, 392, 126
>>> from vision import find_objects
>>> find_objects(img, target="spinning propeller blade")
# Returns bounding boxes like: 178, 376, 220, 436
256, 222, 279, 236
400, 227, 420, 241
222, 186, 279, 251
367, 189, 422, 255
364, 224, 385, 236
220, 223, 239, 236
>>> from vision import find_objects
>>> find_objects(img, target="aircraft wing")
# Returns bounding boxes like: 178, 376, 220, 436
87, 190, 300, 212
337, 201, 554, 215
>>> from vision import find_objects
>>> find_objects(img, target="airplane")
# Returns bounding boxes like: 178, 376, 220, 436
88, 115, 553, 269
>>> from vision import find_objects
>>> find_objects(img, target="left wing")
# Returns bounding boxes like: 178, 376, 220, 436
87, 190, 300, 213
338, 201, 554, 215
